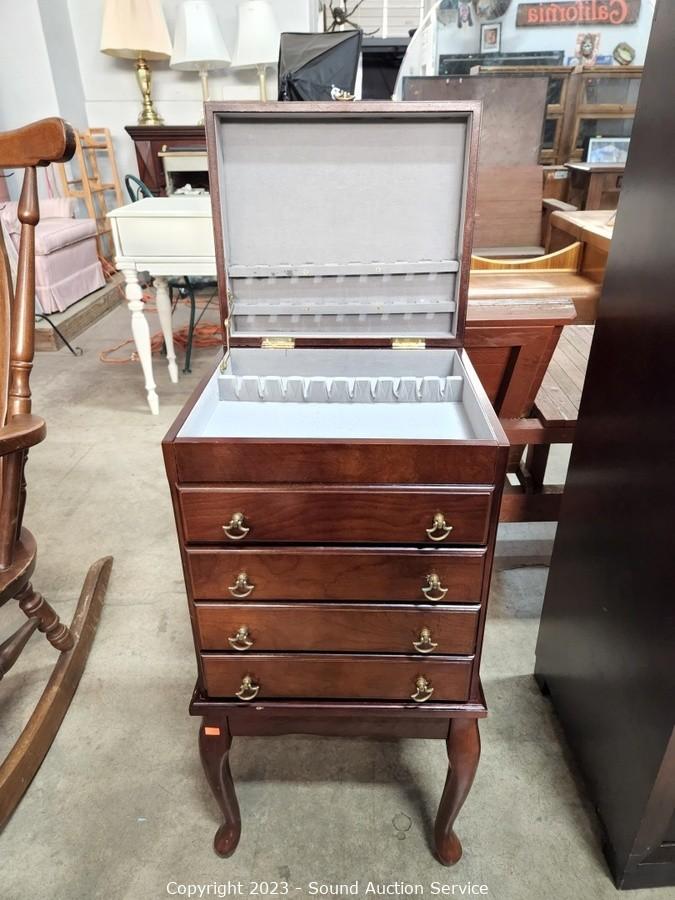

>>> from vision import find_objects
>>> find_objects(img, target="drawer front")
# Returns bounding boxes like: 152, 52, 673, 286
174, 440, 500, 485
195, 602, 480, 655
179, 486, 492, 546
201, 653, 473, 702
116, 215, 215, 259
187, 547, 485, 602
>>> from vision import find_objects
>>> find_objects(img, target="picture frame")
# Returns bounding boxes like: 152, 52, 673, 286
480, 22, 501, 54
587, 136, 630, 164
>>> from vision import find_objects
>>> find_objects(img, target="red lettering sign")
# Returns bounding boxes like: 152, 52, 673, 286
516, 0, 640, 27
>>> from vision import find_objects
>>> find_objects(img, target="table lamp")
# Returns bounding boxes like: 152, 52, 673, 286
171, 0, 231, 120
231, 0, 280, 101
100, 0, 172, 126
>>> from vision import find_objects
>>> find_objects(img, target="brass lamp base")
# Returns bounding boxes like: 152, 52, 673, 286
136, 57, 164, 126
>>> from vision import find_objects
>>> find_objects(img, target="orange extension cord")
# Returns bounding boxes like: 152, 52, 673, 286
99, 288, 223, 365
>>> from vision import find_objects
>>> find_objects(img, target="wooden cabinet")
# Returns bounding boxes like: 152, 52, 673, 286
163, 102, 508, 864
535, 8, 675, 888
566, 67, 641, 162
125, 125, 206, 195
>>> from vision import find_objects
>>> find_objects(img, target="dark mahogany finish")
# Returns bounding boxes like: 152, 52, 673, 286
195, 602, 480, 655
179, 485, 492, 546
435, 719, 481, 866
535, 7, 675, 890
174, 432, 501, 487
199, 719, 240, 857
201, 653, 474, 702
163, 102, 509, 866
125, 125, 206, 195
187, 547, 485, 602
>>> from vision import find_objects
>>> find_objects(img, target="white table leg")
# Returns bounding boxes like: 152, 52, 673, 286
122, 267, 159, 415
154, 276, 179, 384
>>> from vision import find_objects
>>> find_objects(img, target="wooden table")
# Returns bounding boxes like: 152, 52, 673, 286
548, 208, 614, 251
565, 162, 624, 210
547, 208, 615, 288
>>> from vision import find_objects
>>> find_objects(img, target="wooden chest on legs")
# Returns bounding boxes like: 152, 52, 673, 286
163, 102, 508, 864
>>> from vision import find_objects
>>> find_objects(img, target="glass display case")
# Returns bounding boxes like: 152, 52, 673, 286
570, 68, 643, 161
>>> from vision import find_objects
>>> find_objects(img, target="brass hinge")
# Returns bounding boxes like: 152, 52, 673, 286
392, 338, 426, 349
261, 337, 295, 349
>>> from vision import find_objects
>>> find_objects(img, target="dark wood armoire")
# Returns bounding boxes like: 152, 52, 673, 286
534, 3, 675, 890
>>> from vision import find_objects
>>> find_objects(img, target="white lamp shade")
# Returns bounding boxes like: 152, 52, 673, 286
170, 0, 231, 71
100, 0, 172, 59
231, 0, 279, 70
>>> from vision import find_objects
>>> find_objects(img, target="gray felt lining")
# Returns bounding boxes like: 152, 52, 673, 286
177, 350, 495, 440
214, 114, 471, 341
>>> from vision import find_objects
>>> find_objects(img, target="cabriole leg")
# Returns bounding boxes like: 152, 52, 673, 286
434, 717, 481, 866
199, 717, 241, 857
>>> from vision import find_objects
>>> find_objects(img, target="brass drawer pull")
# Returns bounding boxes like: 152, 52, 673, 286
411, 675, 434, 703
223, 512, 250, 541
235, 674, 260, 701
228, 572, 255, 598
426, 512, 453, 542
228, 625, 253, 652
422, 573, 448, 602
413, 627, 438, 655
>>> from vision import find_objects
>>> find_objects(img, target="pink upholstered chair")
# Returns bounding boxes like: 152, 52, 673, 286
0, 197, 104, 314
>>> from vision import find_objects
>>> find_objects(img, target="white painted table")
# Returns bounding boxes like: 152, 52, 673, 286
108, 197, 216, 414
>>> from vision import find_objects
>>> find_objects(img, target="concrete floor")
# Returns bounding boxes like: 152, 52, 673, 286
0, 300, 662, 900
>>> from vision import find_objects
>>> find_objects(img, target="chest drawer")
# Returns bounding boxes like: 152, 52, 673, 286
201, 653, 473, 703
178, 486, 492, 546
173, 439, 501, 487
187, 547, 485, 602
195, 602, 480, 655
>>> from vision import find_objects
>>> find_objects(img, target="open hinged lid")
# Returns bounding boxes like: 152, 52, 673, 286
204, 101, 481, 350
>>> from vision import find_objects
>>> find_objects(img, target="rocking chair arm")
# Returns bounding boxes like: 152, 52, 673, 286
0, 415, 46, 456
0, 118, 75, 169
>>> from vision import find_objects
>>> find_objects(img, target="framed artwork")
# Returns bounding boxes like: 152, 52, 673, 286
587, 137, 630, 164
576, 32, 601, 64
480, 22, 501, 53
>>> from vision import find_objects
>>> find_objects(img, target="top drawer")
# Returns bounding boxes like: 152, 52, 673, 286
172, 438, 501, 486
178, 486, 492, 546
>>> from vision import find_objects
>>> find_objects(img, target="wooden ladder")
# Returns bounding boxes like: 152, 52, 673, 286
56, 128, 123, 263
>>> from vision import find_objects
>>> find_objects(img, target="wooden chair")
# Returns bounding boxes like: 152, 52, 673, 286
465, 297, 578, 525
469, 251, 600, 325
0, 118, 113, 828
